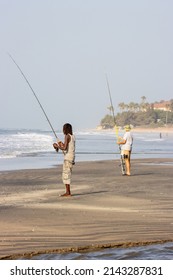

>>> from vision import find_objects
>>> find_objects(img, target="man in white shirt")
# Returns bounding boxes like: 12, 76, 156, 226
117, 125, 133, 176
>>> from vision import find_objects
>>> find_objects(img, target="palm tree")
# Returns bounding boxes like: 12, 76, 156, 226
141, 96, 147, 103
134, 102, 140, 112
140, 96, 147, 112
165, 103, 170, 126
118, 102, 126, 112
170, 100, 173, 112
128, 102, 137, 112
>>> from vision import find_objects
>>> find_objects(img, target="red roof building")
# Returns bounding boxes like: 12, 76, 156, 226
153, 101, 171, 111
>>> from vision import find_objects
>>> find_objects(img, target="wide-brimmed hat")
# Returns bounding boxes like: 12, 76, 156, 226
124, 125, 131, 131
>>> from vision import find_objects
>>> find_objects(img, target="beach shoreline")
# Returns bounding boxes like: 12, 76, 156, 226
96, 126, 173, 134
0, 158, 173, 259
131, 127, 173, 134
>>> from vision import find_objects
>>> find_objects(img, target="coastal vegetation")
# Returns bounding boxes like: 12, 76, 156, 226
100, 97, 173, 129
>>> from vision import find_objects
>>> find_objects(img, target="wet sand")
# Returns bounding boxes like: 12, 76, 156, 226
0, 158, 173, 259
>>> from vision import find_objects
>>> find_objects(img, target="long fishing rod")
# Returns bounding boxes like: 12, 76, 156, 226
8, 52, 60, 141
105, 73, 127, 175
105, 73, 116, 125
105, 73, 119, 137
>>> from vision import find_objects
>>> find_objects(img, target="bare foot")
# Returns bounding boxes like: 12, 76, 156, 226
60, 193, 72, 197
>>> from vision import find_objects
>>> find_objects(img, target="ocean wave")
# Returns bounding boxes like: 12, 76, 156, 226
0, 129, 54, 159
143, 138, 164, 142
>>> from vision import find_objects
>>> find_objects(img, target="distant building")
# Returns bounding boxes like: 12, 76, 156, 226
153, 101, 171, 111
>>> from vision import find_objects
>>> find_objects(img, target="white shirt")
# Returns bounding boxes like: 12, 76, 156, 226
121, 131, 133, 151
64, 134, 75, 162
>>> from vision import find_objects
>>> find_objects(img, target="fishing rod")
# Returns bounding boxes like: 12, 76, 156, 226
105, 73, 118, 137
105, 73, 126, 175
105, 73, 116, 125
8, 52, 60, 142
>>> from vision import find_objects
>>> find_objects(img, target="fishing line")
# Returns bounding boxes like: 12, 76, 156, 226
7, 52, 60, 141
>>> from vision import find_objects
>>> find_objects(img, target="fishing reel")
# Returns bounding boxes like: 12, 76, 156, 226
53, 141, 64, 153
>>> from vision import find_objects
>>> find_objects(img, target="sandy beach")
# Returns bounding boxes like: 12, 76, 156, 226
96, 125, 173, 134
132, 126, 173, 134
0, 158, 173, 259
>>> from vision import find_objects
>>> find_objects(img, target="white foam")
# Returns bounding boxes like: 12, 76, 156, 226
0, 130, 54, 159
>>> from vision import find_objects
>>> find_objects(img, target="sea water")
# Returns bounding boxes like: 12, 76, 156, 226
0, 128, 173, 259
30, 242, 173, 260
0, 128, 173, 171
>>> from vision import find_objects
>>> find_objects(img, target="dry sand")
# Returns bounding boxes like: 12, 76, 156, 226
0, 158, 173, 259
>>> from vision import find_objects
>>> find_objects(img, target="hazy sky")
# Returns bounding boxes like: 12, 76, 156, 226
0, 0, 173, 131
